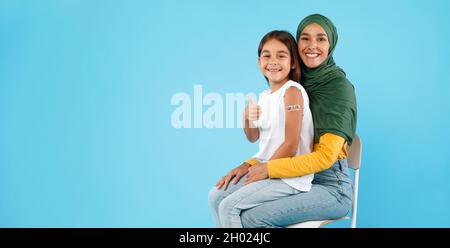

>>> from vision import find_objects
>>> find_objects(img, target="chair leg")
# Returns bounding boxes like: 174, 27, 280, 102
351, 169, 360, 228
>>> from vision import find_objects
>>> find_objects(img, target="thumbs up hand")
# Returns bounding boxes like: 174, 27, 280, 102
245, 95, 261, 122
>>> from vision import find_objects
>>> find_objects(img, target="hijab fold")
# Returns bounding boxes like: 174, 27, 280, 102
296, 14, 357, 145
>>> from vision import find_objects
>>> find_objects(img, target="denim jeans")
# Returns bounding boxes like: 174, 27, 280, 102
209, 177, 301, 227
241, 159, 354, 227
209, 159, 353, 228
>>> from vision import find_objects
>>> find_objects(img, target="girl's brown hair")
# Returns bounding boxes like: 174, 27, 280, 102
258, 30, 302, 84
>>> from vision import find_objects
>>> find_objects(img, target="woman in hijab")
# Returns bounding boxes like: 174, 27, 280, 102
210, 14, 357, 227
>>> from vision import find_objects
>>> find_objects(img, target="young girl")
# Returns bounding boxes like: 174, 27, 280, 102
209, 30, 314, 228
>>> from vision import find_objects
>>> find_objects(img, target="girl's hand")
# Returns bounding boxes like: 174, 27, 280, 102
216, 162, 250, 191
244, 96, 261, 122
245, 162, 268, 185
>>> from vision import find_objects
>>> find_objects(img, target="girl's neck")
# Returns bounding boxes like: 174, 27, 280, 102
269, 78, 290, 93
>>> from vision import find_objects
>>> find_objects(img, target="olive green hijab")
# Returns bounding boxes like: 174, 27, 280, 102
296, 14, 357, 145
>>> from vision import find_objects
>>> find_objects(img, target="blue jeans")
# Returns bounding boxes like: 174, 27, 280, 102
209, 178, 301, 227
208, 159, 353, 228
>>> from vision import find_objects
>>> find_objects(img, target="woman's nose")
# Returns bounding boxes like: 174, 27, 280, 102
308, 40, 317, 50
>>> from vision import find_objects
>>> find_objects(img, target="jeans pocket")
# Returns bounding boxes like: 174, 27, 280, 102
334, 163, 354, 203
332, 167, 344, 195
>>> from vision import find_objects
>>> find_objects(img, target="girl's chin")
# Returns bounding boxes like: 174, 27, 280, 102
268, 79, 280, 84
266, 75, 289, 83
268, 78, 289, 85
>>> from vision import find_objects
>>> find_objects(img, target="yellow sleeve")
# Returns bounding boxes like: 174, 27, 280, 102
267, 133, 347, 178
244, 158, 259, 166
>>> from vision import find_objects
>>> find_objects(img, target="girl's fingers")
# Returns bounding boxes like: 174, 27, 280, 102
244, 172, 250, 184
244, 176, 251, 185
247, 95, 255, 105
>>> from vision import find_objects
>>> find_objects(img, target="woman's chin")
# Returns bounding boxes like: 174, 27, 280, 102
303, 59, 325, 69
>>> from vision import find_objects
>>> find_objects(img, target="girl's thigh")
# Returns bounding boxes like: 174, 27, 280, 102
222, 179, 299, 211
240, 184, 348, 228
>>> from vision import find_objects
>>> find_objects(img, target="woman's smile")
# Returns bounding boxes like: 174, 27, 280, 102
305, 52, 320, 58
298, 23, 330, 68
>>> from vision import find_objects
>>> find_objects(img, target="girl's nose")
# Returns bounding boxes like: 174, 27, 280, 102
269, 57, 278, 64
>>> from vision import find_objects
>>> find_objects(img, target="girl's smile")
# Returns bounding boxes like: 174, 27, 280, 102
266, 66, 282, 73
258, 39, 292, 88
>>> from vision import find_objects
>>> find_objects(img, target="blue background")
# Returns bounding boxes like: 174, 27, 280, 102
1, 0, 450, 227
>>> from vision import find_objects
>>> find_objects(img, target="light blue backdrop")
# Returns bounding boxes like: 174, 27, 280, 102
1, 0, 449, 227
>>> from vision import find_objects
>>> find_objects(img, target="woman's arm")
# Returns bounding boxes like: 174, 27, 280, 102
269, 86, 303, 160
268, 133, 346, 178
245, 133, 346, 184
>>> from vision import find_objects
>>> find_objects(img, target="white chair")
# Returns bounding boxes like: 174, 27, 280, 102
286, 134, 362, 228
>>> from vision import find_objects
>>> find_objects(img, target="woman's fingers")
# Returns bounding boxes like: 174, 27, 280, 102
217, 164, 249, 190
222, 174, 235, 191
233, 172, 244, 184
215, 177, 224, 189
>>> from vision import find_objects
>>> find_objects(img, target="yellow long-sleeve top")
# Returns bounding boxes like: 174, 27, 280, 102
245, 133, 347, 178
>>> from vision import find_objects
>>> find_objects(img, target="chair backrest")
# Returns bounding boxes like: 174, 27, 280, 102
285, 133, 362, 228
347, 134, 362, 170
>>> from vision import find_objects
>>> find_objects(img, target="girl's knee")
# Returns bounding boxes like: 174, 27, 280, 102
208, 187, 224, 207
217, 196, 234, 217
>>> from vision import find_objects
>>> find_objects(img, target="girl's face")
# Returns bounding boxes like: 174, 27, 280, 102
298, 23, 330, 69
258, 39, 292, 85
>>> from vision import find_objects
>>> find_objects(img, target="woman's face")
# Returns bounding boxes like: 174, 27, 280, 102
298, 23, 330, 69
258, 39, 292, 85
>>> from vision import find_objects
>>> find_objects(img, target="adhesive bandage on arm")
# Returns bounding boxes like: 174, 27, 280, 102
286, 104, 302, 112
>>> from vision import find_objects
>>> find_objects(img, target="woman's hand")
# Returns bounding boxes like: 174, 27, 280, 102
216, 162, 251, 191
245, 162, 268, 185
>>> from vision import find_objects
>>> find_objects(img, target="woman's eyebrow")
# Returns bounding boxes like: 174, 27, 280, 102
301, 32, 327, 37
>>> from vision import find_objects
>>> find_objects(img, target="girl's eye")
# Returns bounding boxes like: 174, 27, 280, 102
301, 37, 308, 41
318, 38, 327, 42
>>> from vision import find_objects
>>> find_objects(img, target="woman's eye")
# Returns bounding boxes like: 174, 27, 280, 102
301, 37, 308, 41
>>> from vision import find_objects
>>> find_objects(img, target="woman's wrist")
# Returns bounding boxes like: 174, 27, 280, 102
242, 162, 251, 168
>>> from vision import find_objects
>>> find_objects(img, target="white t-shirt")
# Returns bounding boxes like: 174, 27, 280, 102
252, 80, 314, 191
